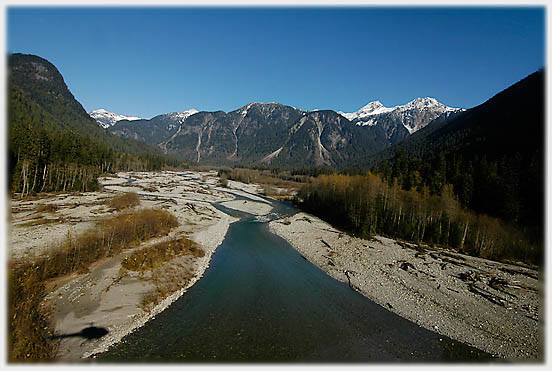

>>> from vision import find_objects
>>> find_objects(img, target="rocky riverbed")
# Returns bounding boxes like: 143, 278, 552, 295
269, 212, 542, 361
8, 170, 271, 361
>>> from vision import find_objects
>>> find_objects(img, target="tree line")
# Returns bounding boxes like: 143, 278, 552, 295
297, 172, 540, 265
372, 148, 542, 248
8, 85, 182, 196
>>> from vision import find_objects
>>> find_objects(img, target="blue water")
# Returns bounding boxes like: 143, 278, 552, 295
95, 198, 493, 363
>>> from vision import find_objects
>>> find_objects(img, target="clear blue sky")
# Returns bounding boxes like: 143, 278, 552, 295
7, 6, 545, 119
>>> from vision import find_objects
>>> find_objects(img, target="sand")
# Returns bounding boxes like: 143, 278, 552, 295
268, 212, 542, 361
219, 199, 273, 215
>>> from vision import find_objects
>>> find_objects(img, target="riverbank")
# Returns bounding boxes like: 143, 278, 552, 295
9, 170, 242, 361
268, 212, 542, 361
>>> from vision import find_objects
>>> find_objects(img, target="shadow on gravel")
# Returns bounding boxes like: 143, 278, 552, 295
52, 326, 109, 340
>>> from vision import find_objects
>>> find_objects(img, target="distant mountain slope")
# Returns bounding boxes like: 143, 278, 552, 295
388, 70, 543, 162
89, 108, 142, 128
108, 102, 390, 167
157, 102, 389, 167
107, 97, 460, 166
339, 97, 464, 144
268, 109, 387, 168
110, 110, 198, 144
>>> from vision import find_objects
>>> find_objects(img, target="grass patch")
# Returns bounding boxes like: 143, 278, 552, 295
141, 185, 158, 193
36, 204, 58, 213
19, 217, 59, 227
108, 192, 140, 211
121, 237, 205, 310
140, 268, 196, 310
8, 262, 56, 362
122, 237, 204, 272
7, 208, 178, 362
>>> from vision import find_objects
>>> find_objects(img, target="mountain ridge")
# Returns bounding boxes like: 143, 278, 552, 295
89, 109, 142, 128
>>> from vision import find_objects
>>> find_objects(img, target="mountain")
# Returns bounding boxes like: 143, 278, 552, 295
89, 108, 141, 128
8, 53, 166, 157
110, 109, 198, 144
8, 53, 108, 136
154, 102, 389, 167
8, 53, 178, 195
372, 70, 544, 234
110, 98, 468, 167
339, 97, 464, 144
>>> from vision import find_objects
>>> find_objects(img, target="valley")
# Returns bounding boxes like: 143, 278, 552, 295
9, 171, 540, 361
6, 49, 544, 363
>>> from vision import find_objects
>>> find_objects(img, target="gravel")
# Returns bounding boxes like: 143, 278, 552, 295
269, 212, 542, 361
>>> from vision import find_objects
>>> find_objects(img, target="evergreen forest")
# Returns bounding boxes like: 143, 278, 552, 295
8, 54, 182, 196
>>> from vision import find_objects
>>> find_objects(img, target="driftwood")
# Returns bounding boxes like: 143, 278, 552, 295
457, 271, 480, 282
468, 283, 505, 307
399, 261, 415, 271
298, 216, 312, 223
344, 270, 357, 288
320, 239, 331, 249
105, 275, 124, 293
499, 266, 538, 280
414, 252, 426, 260
440, 251, 466, 261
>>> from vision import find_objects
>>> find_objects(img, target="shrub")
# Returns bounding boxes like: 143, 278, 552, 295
108, 192, 140, 211
122, 237, 203, 272
8, 208, 179, 362
36, 204, 58, 213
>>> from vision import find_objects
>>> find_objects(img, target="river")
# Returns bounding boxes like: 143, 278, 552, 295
95, 195, 492, 363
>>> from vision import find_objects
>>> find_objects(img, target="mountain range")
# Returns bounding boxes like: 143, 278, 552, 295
89, 109, 142, 129
339, 98, 463, 143
91, 98, 462, 167
8, 52, 544, 246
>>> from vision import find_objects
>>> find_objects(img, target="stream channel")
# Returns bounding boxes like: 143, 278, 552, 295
95, 192, 493, 363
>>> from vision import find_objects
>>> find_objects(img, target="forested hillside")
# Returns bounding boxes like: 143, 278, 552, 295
298, 173, 539, 264
295, 70, 544, 265
8, 53, 181, 195
370, 70, 544, 244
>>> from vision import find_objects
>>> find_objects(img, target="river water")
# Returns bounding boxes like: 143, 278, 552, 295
95, 195, 492, 363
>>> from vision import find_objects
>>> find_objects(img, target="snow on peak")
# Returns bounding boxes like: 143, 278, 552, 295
339, 97, 464, 134
401, 97, 460, 113
338, 100, 393, 121
89, 109, 141, 128
167, 109, 199, 122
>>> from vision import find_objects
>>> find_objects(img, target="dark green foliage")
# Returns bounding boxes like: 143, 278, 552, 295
370, 70, 544, 248
8, 53, 183, 196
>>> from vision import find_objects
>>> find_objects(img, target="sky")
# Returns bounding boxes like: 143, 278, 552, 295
7, 6, 545, 119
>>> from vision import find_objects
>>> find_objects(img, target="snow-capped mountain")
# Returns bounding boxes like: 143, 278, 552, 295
339, 98, 464, 140
165, 109, 200, 122
108, 108, 200, 145
89, 109, 141, 128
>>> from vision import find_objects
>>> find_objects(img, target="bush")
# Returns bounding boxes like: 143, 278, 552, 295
122, 237, 203, 272
108, 192, 140, 211
8, 208, 179, 362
